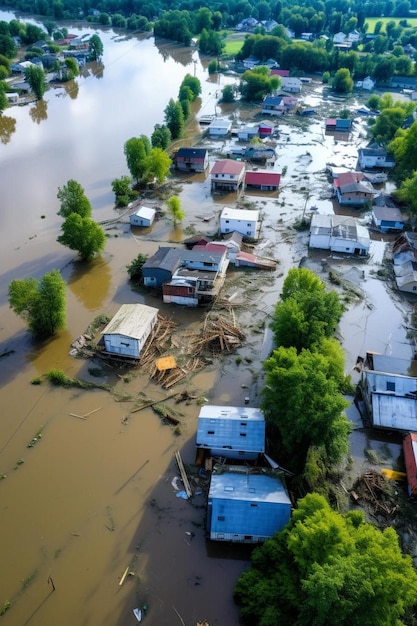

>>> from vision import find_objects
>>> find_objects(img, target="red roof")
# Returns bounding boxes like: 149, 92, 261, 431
245, 171, 281, 186
326, 118, 337, 125
334, 171, 364, 188
271, 69, 290, 76
211, 159, 245, 176
194, 243, 227, 254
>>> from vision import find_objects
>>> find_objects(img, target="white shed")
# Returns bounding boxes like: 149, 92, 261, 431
100, 303, 159, 359
309, 214, 370, 256
130, 205, 156, 227
220, 206, 260, 240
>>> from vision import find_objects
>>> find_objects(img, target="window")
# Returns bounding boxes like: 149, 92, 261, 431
224, 486, 234, 492
218, 515, 225, 521
239, 433, 247, 437
247, 231, 251, 236
250, 503, 258, 508
207, 430, 215, 435
225, 220, 229, 223
386, 381, 396, 392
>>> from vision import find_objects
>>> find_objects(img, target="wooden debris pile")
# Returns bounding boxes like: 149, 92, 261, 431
351, 470, 399, 520
140, 315, 178, 366
150, 356, 203, 389
188, 312, 246, 356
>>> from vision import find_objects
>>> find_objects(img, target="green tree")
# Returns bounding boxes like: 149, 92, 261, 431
151, 123, 171, 149
178, 73, 201, 101
57, 179, 92, 219
8, 269, 66, 337
240, 66, 279, 101
221, 84, 235, 102
146, 148, 172, 183
25, 65, 47, 100
0, 80, 8, 111
371, 106, 410, 143
392, 170, 417, 215
389, 120, 417, 182
64, 57, 79, 80
262, 346, 350, 472
57, 213, 106, 261
126, 252, 148, 282
124, 136, 151, 183
235, 493, 417, 626
89, 34, 103, 61
0, 34, 16, 58
164, 98, 184, 139
332, 67, 353, 93
111, 175, 134, 207
167, 195, 185, 224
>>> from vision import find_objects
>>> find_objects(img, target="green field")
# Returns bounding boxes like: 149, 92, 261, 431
365, 16, 417, 33
222, 31, 246, 56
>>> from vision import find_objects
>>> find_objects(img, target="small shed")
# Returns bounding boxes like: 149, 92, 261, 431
372, 204, 405, 233
130, 205, 156, 228
360, 369, 417, 430
100, 303, 159, 359
258, 120, 275, 137
196, 405, 265, 461
207, 467, 291, 543
142, 247, 183, 287
237, 125, 259, 141
309, 214, 370, 256
403, 433, 417, 497
207, 119, 232, 138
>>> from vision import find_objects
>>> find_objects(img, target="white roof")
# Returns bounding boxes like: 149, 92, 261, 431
198, 405, 264, 421
221, 206, 260, 222
101, 304, 158, 339
133, 205, 156, 219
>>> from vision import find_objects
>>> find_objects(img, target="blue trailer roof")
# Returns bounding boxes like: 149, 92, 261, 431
196, 405, 265, 453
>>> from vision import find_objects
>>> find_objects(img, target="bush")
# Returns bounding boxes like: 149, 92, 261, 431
127, 253, 148, 282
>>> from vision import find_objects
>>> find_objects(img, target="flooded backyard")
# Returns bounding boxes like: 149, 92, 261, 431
1, 10, 417, 626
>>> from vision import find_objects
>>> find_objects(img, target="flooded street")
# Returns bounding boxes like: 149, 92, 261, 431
0, 10, 416, 626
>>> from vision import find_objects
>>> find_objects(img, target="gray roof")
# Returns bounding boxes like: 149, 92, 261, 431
101, 304, 158, 339
364, 370, 417, 430
373, 205, 405, 222
142, 247, 182, 272
181, 249, 224, 265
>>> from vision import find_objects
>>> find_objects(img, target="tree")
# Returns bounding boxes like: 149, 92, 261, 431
25, 65, 47, 100
164, 98, 184, 139
126, 252, 148, 282
146, 148, 172, 183
221, 84, 235, 102
0, 80, 8, 112
178, 74, 201, 101
371, 106, 410, 143
262, 346, 350, 472
0, 34, 16, 58
392, 170, 417, 215
389, 120, 417, 182
57, 179, 92, 218
57, 213, 106, 261
124, 136, 151, 183
167, 196, 185, 224
111, 175, 134, 207
151, 123, 171, 149
271, 268, 344, 352
332, 67, 353, 93
89, 34, 103, 61
240, 67, 279, 101
64, 57, 79, 80
235, 493, 417, 626
8, 269, 66, 337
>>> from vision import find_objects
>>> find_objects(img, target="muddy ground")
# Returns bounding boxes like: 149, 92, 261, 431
1, 76, 417, 626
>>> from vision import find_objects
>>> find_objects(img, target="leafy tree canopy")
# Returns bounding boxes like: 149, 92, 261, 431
57, 179, 92, 218
235, 493, 417, 626
164, 98, 184, 140
124, 135, 151, 182
151, 123, 171, 150
178, 73, 201, 101
9, 269, 66, 337
332, 67, 353, 93
145, 147, 172, 183
261, 346, 350, 473
240, 67, 279, 101
89, 34, 103, 60
389, 120, 417, 183
57, 213, 106, 261
25, 64, 47, 100
167, 195, 185, 224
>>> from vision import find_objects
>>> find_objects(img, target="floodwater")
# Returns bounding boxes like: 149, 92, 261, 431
0, 10, 416, 626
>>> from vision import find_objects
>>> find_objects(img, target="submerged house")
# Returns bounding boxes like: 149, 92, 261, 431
129, 205, 156, 228
196, 405, 265, 461
211, 160, 246, 192
245, 170, 281, 191
392, 232, 417, 266
174, 147, 209, 172
372, 198, 405, 233
220, 207, 261, 240
393, 262, 417, 294
207, 467, 291, 543
237, 125, 259, 142
358, 147, 395, 169
309, 214, 370, 256
99, 303, 159, 359
359, 352, 417, 431
142, 247, 182, 287
334, 171, 375, 206
207, 119, 232, 138
325, 118, 352, 133
261, 95, 285, 116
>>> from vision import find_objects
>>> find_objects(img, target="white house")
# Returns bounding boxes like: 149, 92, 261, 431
220, 207, 260, 240
280, 77, 302, 93
362, 76, 375, 90
358, 147, 395, 169
100, 303, 159, 359
237, 125, 259, 141
130, 205, 156, 227
207, 119, 232, 138
309, 214, 370, 256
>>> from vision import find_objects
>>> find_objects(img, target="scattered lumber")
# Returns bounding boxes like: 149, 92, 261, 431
175, 450, 192, 498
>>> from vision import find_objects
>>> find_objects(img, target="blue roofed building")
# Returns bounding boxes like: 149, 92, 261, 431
196, 405, 265, 461
207, 467, 291, 543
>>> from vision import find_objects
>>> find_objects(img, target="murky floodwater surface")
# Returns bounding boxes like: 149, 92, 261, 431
0, 9, 416, 626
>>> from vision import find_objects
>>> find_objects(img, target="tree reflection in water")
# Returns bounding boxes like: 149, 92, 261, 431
29, 99, 48, 124
0, 115, 16, 143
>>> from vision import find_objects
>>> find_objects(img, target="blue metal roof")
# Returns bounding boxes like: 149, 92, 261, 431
196, 405, 265, 454
208, 471, 291, 538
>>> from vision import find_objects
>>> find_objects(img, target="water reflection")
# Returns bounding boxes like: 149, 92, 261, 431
66, 255, 111, 311
90, 60, 105, 79
29, 99, 48, 124
0, 114, 16, 143
154, 38, 193, 66
61, 79, 79, 99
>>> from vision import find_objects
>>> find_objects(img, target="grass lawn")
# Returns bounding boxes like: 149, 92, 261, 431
365, 16, 417, 33
222, 31, 246, 56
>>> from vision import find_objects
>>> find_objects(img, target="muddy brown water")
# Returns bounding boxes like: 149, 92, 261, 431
1, 11, 416, 625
